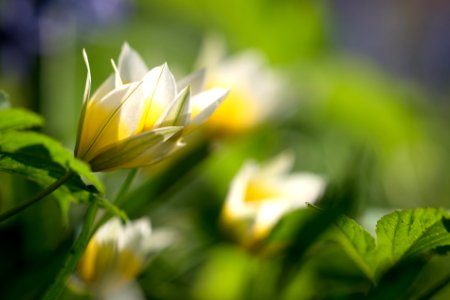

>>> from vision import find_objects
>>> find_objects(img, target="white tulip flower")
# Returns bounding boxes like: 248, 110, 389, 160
75, 43, 228, 171
221, 153, 325, 245
196, 35, 283, 135
77, 217, 173, 297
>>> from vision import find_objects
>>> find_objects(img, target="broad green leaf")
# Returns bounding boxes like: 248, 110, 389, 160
0, 155, 92, 222
375, 208, 449, 268
403, 217, 450, 259
0, 131, 104, 220
0, 131, 103, 193
332, 216, 377, 281
330, 208, 450, 283
0, 108, 44, 131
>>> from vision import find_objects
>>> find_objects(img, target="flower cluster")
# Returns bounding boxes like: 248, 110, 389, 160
72, 43, 325, 297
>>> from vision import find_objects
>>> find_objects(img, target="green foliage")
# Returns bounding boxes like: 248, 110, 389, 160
0, 108, 44, 131
331, 208, 450, 285
333, 216, 377, 281
376, 208, 449, 264
0, 108, 104, 219
0, 130, 103, 193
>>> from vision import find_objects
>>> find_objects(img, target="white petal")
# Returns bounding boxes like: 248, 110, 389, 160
260, 151, 294, 178
195, 33, 227, 69
155, 86, 191, 127
190, 88, 229, 125
80, 82, 145, 161
91, 74, 115, 103
282, 173, 326, 207
82, 49, 91, 105
253, 200, 290, 237
177, 69, 206, 95
89, 126, 182, 171
118, 42, 148, 83
143, 63, 176, 106
75, 50, 92, 155
209, 50, 283, 119
224, 161, 259, 220
138, 64, 177, 131
121, 218, 152, 258
96, 217, 123, 244
116, 134, 183, 169
111, 58, 123, 87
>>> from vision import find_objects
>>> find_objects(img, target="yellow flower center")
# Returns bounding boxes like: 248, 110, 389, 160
244, 179, 281, 203
204, 82, 261, 134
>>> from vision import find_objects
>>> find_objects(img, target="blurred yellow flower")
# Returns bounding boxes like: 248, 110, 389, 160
221, 153, 325, 246
77, 217, 173, 296
75, 43, 228, 171
196, 35, 283, 135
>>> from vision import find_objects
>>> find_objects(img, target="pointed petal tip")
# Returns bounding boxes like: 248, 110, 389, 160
82, 49, 91, 73
122, 41, 131, 50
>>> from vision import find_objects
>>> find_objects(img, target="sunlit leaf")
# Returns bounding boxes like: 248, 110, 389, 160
376, 208, 450, 268
334, 208, 450, 284
404, 217, 450, 259
332, 216, 377, 281
0, 131, 104, 220
0, 108, 44, 131
0, 131, 103, 193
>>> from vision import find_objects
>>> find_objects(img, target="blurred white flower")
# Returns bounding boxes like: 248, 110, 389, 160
76, 217, 174, 298
221, 152, 325, 245
75, 43, 228, 171
196, 35, 284, 135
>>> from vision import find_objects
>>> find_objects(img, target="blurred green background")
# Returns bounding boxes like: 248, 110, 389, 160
0, 0, 449, 299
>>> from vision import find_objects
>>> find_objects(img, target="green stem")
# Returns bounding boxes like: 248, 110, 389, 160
113, 168, 138, 205
92, 168, 138, 234
0, 171, 74, 223
42, 197, 98, 300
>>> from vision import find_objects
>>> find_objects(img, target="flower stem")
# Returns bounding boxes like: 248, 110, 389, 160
92, 168, 138, 234
0, 171, 74, 223
42, 197, 98, 300
114, 168, 138, 205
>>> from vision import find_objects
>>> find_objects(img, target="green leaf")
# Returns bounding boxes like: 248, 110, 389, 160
0, 108, 44, 131
330, 208, 450, 284
0, 131, 103, 193
375, 208, 450, 268
332, 216, 377, 281
0, 131, 104, 220
0, 154, 91, 222
403, 217, 450, 259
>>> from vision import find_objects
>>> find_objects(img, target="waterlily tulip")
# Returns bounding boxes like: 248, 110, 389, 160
196, 35, 283, 135
221, 153, 325, 245
75, 43, 228, 171
77, 217, 173, 296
